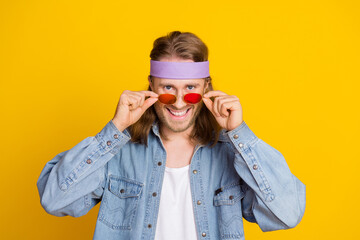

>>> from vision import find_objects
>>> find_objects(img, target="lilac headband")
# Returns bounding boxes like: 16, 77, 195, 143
150, 60, 209, 79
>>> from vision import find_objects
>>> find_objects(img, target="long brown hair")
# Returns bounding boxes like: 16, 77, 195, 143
129, 31, 221, 147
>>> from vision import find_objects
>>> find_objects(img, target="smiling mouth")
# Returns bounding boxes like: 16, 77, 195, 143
166, 107, 191, 117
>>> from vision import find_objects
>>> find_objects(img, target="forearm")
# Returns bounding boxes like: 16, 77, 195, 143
37, 120, 131, 216
227, 121, 306, 231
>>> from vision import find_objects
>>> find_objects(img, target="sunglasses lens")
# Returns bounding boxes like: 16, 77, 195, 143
158, 94, 176, 104
184, 93, 202, 104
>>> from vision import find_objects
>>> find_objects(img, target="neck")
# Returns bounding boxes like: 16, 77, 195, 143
160, 124, 197, 146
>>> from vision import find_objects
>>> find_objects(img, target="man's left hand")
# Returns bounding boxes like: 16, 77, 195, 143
202, 90, 243, 131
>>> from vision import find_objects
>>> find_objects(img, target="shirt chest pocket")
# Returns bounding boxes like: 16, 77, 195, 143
99, 175, 143, 230
214, 182, 245, 239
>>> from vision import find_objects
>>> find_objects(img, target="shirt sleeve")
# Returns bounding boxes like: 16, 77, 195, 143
36, 120, 131, 217
226, 120, 306, 232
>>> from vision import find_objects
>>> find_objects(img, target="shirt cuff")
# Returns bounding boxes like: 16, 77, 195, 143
226, 120, 259, 153
95, 120, 131, 155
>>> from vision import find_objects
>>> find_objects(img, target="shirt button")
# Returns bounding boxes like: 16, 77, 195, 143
253, 164, 258, 170
86, 159, 92, 164
193, 170, 198, 174
148, 224, 152, 228
113, 134, 119, 139
120, 189, 125, 193
229, 195, 234, 200
107, 140, 112, 146
152, 192, 157, 197
233, 134, 239, 139
158, 162, 162, 166
197, 200, 202, 205
202, 232, 206, 237
238, 143, 244, 148
60, 183, 67, 191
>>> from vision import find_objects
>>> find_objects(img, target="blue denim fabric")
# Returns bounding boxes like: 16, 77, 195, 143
37, 120, 306, 240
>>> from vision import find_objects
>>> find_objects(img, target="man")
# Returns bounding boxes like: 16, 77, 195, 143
37, 31, 306, 240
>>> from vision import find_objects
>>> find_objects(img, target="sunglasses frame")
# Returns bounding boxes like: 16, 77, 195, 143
158, 93, 203, 105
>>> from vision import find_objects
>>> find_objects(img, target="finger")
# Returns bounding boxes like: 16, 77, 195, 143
141, 97, 158, 112
204, 97, 221, 117
134, 93, 144, 105
219, 100, 238, 117
139, 90, 159, 98
212, 96, 226, 117
132, 91, 155, 99
202, 98, 217, 117
129, 92, 145, 107
120, 90, 140, 106
139, 95, 145, 107
131, 92, 150, 108
128, 95, 141, 110
139, 91, 159, 107
203, 90, 227, 98
216, 96, 237, 117
135, 94, 144, 108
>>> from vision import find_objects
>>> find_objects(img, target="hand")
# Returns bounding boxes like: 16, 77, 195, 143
202, 90, 243, 131
112, 90, 158, 131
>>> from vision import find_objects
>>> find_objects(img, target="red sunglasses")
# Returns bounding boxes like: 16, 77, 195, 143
158, 93, 202, 104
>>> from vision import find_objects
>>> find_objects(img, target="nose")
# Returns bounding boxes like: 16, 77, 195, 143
172, 92, 187, 109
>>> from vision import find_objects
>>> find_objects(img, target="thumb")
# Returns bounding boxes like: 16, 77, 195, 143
141, 97, 158, 112
202, 98, 215, 116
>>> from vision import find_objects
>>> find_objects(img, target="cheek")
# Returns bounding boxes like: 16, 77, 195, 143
154, 101, 165, 112
194, 102, 204, 112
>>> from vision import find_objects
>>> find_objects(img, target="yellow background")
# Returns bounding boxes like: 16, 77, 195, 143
1, 0, 359, 239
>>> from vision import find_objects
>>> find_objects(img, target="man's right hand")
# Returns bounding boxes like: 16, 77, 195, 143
112, 90, 159, 132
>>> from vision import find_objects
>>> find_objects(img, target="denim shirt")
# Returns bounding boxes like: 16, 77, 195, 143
37, 120, 306, 240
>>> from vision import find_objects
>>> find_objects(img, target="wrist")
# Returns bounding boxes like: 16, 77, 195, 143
111, 119, 127, 132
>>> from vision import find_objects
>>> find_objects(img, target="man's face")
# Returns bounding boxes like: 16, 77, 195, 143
150, 77, 208, 133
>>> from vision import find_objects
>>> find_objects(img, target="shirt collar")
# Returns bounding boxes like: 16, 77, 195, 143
151, 120, 161, 138
150, 121, 230, 143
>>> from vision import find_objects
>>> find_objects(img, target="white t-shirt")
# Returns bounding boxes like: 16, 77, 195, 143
154, 164, 198, 240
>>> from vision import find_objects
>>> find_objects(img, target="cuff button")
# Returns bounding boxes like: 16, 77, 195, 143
113, 134, 119, 139
238, 143, 244, 148
234, 134, 239, 139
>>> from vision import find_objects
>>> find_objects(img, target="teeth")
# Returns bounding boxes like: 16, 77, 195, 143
169, 109, 188, 116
